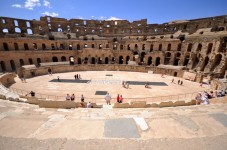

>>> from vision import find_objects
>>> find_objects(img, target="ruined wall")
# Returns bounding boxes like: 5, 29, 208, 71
0, 15, 226, 77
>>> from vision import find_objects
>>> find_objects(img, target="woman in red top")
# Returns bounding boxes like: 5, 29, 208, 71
117, 94, 120, 103
119, 95, 123, 103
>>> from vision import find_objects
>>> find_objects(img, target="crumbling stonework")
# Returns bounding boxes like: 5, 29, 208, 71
0, 15, 226, 78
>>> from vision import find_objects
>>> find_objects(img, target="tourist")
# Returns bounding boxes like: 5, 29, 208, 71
57, 76, 60, 82
178, 80, 180, 84
74, 74, 77, 80
172, 78, 174, 83
76, 74, 79, 79
87, 102, 93, 108
26, 91, 35, 97
122, 81, 125, 88
200, 82, 203, 87
71, 93, 75, 101
180, 80, 183, 85
105, 93, 111, 105
79, 74, 81, 79
119, 95, 123, 103
126, 83, 129, 89
81, 94, 85, 102
202, 95, 209, 105
66, 94, 71, 100
117, 94, 120, 103
48, 68, 52, 76
195, 92, 202, 105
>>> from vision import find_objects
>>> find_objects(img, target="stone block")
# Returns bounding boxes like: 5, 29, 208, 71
159, 101, 174, 107
130, 101, 146, 108
173, 101, 186, 107
113, 103, 130, 108
39, 100, 76, 108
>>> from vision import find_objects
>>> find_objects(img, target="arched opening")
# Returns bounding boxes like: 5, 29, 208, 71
91, 57, 96, 64
84, 44, 88, 48
19, 59, 24, 67
177, 43, 181, 51
0, 61, 6, 72
119, 56, 123, 64
211, 54, 222, 71
98, 57, 102, 64
58, 28, 62, 32
3, 28, 9, 33
60, 44, 65, 49
92, 44, 95, 48
99, 44, 102, 49
77, 44, 80, 50
51, 44, 55, 50
164, 52, 171, 65
183, 55, 190, 66
207, 43, 213, 54
27, 29, 33, 34
167, 44, 171, 51
69, 44, 73, 50
142, 44, 145, 50
78, 58, 81, 64
155, 57, 161, 66
159, 44, 162, 51
24, 43, 29, 50
127, 44, 130, 50
192, 54, 200, 69
150, 44, 153, 52
14, 43, 19, 50
173, 53, 181, 66
10, 60, 16, 71
61, 56, 66, 61
15, 27, 21, 33
197, 43, 202, 52
84, 57, 88, 64
42, 43, 46, 50
26, 21, 30, 27
37, 58, 41, 66
52, 56, 58, 62
126, 56, 130, 64
147, 57, 152, 65
28, 58, 33, 64
106, 44, 109, 48
113, 44, 117, 50
105, 57, 109, 64
120, 45, 123, 50
69, 56, 74, 65
135, 44, 138, 50
187, 43, 192, 52
140, 52, 146, 62
33, 43, 37, 50
14, 20, 18, 26
3, 43, 9, 51
200, 56, 209, 71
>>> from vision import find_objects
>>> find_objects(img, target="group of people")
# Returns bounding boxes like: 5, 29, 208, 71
145, 81, 151, 88
122, 81, 129, 89
195, 90, 226, 105
172, 78, 183, 85
74, 74, 81, 80
65, 93, 85, 102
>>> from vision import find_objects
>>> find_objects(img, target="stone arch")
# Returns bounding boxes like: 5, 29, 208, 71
77, 44, 80, 50
84, 57, 88, 64
27, 29, 33, 34
211, 54, 222, 71
91, 57, 96, 64
164, 52, 171, 65
24, 43, 29, 50
119, 56, 123, 64
147, 56, 152, 65
127, 44, 130, 50
19, 59, 24, 66
177, 43, 181, 51
207, 43, 213, 54
126, 56, 130, 64
15, 27, 21, 33
197, 43, 202, 52
10, 60, 16, 71
140, 52, 146, 62
3, 42, 9, 51
61, 56, 66, 61
37, 58, 41, 66
187, 43, 192, 52
135, 44, 138, 50
159, 44, 162, 51
200, 56, 209, 71
192, 54, 200, 69
77, 57, 82, 64
14, 43, 19, 50
3, 28, 8, 33
173, 53, 181, 66
120, 44, 124, 50
183, 55, 190, 66
167, 44, 171, 51
0, 61, 6, 72
155, 57, 161, 66
52, 56, 58, 62
42, 43, 46, 50
150, 44, 153, 52
105, 57, 109, 64
28, 58, 33, 64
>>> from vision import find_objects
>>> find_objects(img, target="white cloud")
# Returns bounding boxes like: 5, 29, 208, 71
12, 4, 22, 8
43, 0, 51, 8
107, 16, 122, 20
24, 0, 41, 10
42, 11, 59, 17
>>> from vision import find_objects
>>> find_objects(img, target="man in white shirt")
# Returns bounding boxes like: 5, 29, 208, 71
105, 93, 111, 105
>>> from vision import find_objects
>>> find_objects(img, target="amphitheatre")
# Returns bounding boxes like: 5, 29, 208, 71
0, 14, 227, 149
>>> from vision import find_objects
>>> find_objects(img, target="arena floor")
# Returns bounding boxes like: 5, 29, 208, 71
10, 71, 208, 104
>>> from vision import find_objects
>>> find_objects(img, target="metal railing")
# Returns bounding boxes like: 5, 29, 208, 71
8, 86, 200, 104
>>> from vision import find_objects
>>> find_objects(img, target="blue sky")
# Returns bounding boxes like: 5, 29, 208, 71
0, 0, 227, 24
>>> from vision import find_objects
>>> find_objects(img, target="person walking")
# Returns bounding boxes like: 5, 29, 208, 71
105, 93, 111, 105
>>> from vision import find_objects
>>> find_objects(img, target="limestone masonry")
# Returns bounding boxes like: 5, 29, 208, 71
0, 15, 226, 78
